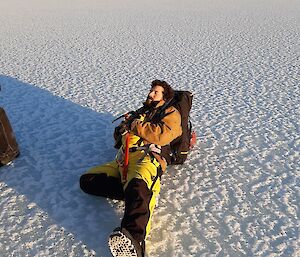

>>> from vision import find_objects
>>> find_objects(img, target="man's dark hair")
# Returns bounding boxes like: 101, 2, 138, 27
151, 80, 174, 101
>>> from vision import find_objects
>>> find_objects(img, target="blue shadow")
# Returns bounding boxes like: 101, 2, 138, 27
0, 76, 121, 256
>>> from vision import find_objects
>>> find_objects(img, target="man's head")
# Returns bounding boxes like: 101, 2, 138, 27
145, 80, 174, 106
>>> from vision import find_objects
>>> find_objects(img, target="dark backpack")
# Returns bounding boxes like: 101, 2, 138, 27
160, 90, 195, 165
0, 107, 20, 167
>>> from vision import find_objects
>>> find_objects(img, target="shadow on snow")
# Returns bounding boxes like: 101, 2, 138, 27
0, 75, 121, 256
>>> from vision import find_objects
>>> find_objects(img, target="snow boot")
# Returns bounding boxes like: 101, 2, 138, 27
108, 227, 145, 257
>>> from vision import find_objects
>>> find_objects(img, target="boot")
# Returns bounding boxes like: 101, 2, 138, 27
108, 227, 145, 257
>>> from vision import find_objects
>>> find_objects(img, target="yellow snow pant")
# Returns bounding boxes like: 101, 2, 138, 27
80, 152, 161, 242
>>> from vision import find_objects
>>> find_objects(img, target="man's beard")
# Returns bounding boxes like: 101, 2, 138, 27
144, 96, 159, 108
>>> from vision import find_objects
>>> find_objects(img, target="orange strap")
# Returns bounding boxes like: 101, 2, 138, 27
122, 132, 130, 182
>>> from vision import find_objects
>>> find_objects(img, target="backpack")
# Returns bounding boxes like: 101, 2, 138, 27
0, 107, 20, 167
160, 90, 195, 165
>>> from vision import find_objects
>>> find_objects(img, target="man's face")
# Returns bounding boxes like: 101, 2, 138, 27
146, 85, 165, 105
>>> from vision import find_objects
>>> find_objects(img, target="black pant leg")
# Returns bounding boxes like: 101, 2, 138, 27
121, 178, 153, 242
80, 173, 124, 200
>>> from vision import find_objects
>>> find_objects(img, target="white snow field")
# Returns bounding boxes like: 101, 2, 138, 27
0, 0, 299, 256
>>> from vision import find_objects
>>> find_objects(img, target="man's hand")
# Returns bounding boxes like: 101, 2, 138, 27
118, 122, 129, 135
130, 119, 141, 131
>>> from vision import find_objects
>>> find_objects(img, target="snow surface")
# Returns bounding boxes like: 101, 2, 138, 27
0, 0, 299, 256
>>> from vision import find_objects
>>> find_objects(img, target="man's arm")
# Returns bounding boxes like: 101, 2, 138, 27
132, 106, 182, 146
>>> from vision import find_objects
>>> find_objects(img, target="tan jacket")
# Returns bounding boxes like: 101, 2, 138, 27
132, 104, 182, 170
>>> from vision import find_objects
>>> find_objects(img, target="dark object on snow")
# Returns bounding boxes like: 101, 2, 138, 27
0, 107, 20, 166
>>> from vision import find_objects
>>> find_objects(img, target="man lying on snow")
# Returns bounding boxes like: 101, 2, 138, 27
80, 80, 182, 257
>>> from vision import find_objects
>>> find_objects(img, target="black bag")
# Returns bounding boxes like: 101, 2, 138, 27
161, 90, 194, 165
0, 107, 20, 166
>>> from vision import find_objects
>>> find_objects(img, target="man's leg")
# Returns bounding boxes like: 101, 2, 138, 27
121, 178, 158, 242
121, 158, 161, 242
80, 161, 124, 200
108, 159, 161, 257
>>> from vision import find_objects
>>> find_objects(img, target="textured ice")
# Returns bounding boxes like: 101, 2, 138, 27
0, 0, 299, 256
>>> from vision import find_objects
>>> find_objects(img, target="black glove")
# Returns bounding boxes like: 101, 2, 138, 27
113, 122, 128, 149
